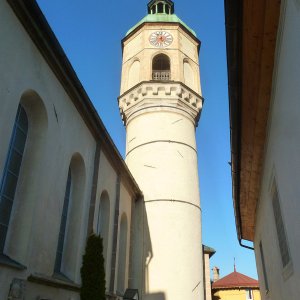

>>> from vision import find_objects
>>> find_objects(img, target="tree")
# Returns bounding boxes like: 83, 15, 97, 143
80, 234, 106, 300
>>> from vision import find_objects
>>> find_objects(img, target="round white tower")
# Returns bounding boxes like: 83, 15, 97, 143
119, 1, 204, 299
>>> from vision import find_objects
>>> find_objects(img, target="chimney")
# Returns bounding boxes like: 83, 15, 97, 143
213, 266, 220, 282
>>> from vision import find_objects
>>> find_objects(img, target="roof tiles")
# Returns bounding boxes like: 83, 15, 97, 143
212, 270, 259, 289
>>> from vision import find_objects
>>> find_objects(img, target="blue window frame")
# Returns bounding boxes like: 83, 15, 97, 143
54, 168, 72, 273
0, 105, 28, 253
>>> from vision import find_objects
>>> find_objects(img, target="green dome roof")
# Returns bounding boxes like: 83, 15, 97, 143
126, 13, 197, 37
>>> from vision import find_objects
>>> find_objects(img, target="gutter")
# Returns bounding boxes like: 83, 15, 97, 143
239, 240, 254, 251
224, 0, 244, 244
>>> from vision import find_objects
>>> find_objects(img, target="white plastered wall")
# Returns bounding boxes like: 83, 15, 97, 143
0, 1, 135, 299
0, 2, 97, 298
254, 1, 300, 299
93, 151, 118, 289
116, 182, 133, 294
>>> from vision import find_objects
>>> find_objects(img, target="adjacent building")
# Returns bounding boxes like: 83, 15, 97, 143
203, 246, 216, 300
225, 0, 300, 299
212, 268, 261, 300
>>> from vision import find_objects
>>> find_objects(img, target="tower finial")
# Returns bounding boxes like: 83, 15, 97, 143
147, 0, 175, 15
234, 258, 236, 272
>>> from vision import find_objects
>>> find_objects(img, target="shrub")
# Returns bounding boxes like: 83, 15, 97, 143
80, 234, 106, 300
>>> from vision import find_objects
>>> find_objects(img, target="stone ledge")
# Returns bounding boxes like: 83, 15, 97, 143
27, 273, 81, 292
118, 81, 203, 125
106, 292, 119, 300
0, 253, 27, 270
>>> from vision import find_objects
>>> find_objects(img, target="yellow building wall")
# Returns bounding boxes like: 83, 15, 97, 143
213, 289, 261, 300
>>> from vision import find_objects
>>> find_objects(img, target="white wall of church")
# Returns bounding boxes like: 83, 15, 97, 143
0, 2, 95, 298
117, 183, 133, 295
254, 0, 300, 299
0, 1, 137, 299
94, 151, 118, 288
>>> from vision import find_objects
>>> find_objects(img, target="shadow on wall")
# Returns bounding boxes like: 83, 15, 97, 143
143, 201, 153, 295
144, 292, 165, 300
128, 197, 153, 297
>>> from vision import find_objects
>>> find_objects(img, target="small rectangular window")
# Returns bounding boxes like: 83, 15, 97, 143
259, 241, 269, 292
272, 186, 291, 268
246, 289, 253, 300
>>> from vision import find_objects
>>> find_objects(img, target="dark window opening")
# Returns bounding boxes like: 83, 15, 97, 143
259, 241, 269, 292
152, 54, 171, 81
272, 186, 291, 268
0, 105, 28, 253
54, 168, 72, 274
157, 3, 164, 13
246, 289, 253, 300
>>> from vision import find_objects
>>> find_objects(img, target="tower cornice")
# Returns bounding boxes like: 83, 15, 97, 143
118, 81, 203, 126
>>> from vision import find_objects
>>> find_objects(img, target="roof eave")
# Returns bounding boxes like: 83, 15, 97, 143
7, 0, 143, 198
224, 0, 244, 242
212, 285, 260, 290
224, 0, 281, 242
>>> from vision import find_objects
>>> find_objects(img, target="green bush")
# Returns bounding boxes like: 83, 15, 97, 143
80, 234, 106, 300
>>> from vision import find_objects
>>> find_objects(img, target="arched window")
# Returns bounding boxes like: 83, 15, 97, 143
97, 191, 110, 261
157, 2, 164, 13
54, 168, 72, 274
54, 153, 86, 279
0, 105, 28, 253
128, 60, 141, 89
152, 54, 171, 81
117, 214, 128, 295
3, 90, 48, 263
183, 60, 196, 90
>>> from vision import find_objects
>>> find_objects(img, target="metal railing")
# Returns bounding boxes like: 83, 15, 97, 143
152, 70, 171, 81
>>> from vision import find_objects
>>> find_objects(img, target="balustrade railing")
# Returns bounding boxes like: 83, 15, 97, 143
152, 70, 171, 81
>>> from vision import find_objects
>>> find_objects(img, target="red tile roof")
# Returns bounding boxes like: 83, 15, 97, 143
212, 270, 259, 289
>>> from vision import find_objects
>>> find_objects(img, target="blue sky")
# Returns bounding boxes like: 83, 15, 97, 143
36, 0, 258, 279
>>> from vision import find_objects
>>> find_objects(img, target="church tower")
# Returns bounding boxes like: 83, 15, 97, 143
118, 1, 204, 299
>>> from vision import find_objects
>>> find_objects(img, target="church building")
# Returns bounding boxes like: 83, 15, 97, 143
0, 0, 209, 299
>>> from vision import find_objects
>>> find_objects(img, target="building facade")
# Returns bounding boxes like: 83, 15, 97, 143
225, 0, 300, 299
0, 1, 141, 299
203, 246, 216, 300
0, 0, 208, 299
212, 268, 261, 300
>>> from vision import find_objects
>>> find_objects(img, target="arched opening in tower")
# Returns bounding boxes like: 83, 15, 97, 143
157, 2, 164, 13
152, 54, 171, 81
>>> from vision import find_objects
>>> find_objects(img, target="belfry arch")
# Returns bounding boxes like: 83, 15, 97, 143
152, 53, 171, 81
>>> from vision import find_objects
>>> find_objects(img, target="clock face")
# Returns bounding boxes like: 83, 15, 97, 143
149, 31, 173, 48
